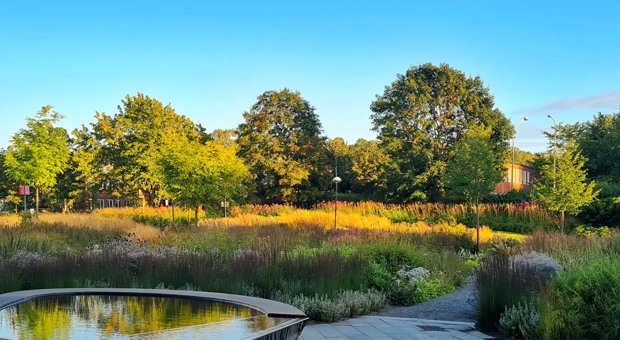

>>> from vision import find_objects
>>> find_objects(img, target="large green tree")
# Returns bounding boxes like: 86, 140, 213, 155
237, 89, 325, 203
79, 93, 202, 206
534, 140, 599, 232
4, 106, 70, 212
349, 139, 393, 200
444, 125, 504, 252
157, 140, 249, 219
370, 63, 512, 202
574, 111, 620, 182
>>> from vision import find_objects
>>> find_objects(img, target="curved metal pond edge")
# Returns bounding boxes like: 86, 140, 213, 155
0, 288, 307, 319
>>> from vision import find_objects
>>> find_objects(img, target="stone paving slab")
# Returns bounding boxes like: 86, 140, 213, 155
300, 316, 493, 340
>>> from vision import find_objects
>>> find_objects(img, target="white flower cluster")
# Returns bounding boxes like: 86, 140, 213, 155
396, 266, 430, 286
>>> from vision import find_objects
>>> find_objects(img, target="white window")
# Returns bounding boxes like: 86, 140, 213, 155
108, 199, 113, 208
525, 171, 530, 185
115, 200, 121, 208
98, 199, 104, 209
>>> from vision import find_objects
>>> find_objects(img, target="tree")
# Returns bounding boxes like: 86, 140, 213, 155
371, 63, 512, 202
349, 139, 393, 200
534, 140, 599, 232
157, 140, 249, 219
81, 93, 202, 206
444, 125, 504, 253
574, 111, 620, 182
4, 106, 70, 212
237, 89, 325, 203
505, 147, 538, 167
324, 137, 353, 196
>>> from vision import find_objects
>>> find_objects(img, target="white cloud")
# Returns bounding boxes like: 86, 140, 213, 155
517, 91, 620, 115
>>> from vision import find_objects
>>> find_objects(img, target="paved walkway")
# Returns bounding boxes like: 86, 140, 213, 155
300, 316, 493, 340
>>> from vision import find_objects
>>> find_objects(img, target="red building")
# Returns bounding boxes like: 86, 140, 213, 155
493, 164, 540, 194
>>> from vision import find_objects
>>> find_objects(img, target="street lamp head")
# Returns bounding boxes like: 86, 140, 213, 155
547, 114, 552, 119
523, 117, 528, 121
332, 176, 342, 184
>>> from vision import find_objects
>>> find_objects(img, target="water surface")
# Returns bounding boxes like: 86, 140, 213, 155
0, 294, 288, 339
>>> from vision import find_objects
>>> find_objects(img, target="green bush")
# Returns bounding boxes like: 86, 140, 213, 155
575, 225, 612, 238
594, 180, 620, 199
361, 243, 423, 273
415, 277, 455, 303
551, 256, 620, 339
578, 197, 620, 228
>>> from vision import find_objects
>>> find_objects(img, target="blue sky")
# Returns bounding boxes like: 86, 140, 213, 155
1, 1, 619, 152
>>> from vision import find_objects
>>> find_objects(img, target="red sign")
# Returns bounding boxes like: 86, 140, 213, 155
19, 186, 31, 196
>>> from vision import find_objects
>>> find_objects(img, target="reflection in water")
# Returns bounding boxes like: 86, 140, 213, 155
0, 295, 288, 339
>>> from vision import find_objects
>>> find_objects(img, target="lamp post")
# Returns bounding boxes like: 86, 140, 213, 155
332, 175, 342, 230
511, 117, 528, 191
547, 114, 557, 188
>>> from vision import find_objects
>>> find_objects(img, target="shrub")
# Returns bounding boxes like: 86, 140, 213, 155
551, 256, 620, 339
575, 225, 612, 238
287, 289, 387, 322
498, 299, 541, 339
578, 197, 620, 228
513, 251, 563, 279
415, 277, 455, 303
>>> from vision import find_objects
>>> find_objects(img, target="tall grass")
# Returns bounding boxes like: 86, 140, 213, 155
0, 206, 511, 322
476, 254, 548, 331
313, 201, 558, 232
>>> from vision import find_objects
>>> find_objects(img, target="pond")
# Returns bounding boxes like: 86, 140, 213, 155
0, 290, 306, 339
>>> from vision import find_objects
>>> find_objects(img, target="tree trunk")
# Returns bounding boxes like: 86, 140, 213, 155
561, 211, 565, 234
475, 195, 480, 254
194, 205, 199, 224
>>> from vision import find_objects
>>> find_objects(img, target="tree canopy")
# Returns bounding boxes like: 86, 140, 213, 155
574, 111, 620, 182
4, 106, 70, 212
534, 140, 599, 232
157, 139, 249, 218
237, 89, 325, 203
444, 125, 504, 252
79, 93, 202, 206
371, 63, 512, 202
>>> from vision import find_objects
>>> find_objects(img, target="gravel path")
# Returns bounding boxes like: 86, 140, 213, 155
374, 276, 478, 322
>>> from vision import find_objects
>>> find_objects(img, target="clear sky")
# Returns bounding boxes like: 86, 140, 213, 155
1, 1, 619, 152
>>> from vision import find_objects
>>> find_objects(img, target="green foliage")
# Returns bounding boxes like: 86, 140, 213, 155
575, 225, 612, 238
349, 139, 392, 199
551, 256, 620, 339
506, 147, 538, 168
237, 89, 325, 203
578, 197, 620, 228
371, 63, 512, 202
415, 277, 456, 303
576, 111, 620, 183
4, 106, 70, 211
444, 125, 505, 203
594, 180, 620, 198
535, 140, 599, 231
156, 140, 249, 216
81, 93, 202, 206
361, 243, 423, 273
444, 125, 505, 252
